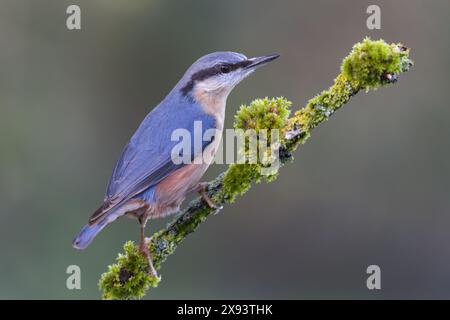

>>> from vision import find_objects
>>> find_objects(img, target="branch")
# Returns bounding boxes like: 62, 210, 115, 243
98, 38, 413, 299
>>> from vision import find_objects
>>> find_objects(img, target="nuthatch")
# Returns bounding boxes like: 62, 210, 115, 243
72, 52, 279, 276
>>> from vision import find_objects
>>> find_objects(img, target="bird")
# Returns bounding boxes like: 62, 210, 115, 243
72, 51, 279, 276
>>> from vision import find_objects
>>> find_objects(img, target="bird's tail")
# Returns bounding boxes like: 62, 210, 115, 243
72, 199, 147, 249
72, 208, 122, 249
72, 221, 107, 250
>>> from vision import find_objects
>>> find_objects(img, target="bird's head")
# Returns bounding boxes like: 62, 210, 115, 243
178, 52, 279, 104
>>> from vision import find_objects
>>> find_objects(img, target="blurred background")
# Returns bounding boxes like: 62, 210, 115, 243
0, 0, 449, 299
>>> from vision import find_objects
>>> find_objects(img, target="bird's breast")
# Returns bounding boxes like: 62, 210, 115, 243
200, 127, 222, 165
193, 84, 228, 124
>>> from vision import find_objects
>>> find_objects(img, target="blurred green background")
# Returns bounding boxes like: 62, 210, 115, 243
0, 0, 449, 299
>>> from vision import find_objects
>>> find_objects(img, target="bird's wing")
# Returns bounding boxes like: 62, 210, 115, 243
89, 101, 217, 223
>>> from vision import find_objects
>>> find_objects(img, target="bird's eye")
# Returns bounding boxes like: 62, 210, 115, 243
219, 64, 231, 74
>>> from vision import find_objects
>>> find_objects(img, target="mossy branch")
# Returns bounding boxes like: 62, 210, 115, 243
99, 38, 413, 299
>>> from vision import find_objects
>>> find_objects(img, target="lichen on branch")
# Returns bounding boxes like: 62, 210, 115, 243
98, 38, 413, 300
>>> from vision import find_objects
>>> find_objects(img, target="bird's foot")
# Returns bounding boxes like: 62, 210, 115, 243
195, 182, 223, 211
139, 238, 159, 279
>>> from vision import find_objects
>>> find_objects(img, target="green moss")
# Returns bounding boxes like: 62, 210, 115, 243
234, 97, 291, 133
290, 73, 355, 135
220, 163, 260, 202
99, 241, 160, 300
341, 37, 411, 90
219, 97, 292, 202
289, 38, 412, 147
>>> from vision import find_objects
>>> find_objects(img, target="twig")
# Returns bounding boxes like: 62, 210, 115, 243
98, 38, 413, 300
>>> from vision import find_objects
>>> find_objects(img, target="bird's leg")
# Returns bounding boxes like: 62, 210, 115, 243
138, 217, 158, 278
195, 182, 222, 210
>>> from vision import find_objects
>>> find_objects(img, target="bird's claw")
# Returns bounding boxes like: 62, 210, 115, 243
196, 182, 218, 208
201, 195, 223, 214
139, 239, 159, 278
211, 203, 223, 214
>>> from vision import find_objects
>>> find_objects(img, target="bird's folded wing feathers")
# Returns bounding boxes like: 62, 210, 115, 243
89, 102, 217, 223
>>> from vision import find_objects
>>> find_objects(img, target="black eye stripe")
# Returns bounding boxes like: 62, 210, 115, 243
193, 60, 252, 81
180, 60, 252, 96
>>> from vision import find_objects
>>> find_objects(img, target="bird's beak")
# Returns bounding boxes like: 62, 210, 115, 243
245, 54, 280, 69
